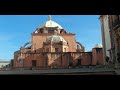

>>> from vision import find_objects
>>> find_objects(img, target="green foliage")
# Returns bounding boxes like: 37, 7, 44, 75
69, 62, 73, 66
96, 61, 99, 65
105, 56, 109, 62
76, 59, 81, 66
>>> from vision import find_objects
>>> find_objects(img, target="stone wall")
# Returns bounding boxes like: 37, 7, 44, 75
14, 52, 93, 68
92, 48, 103, 65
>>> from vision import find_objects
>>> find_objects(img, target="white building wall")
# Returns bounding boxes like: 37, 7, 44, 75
0, 63, 9, 68
103, 15, 111, 57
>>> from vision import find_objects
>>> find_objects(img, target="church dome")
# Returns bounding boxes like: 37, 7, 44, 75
39, 15, 63, 29
94, 44, 103, 48
46, 35, 67, 43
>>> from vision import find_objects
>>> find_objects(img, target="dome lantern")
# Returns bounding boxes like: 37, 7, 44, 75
94, 44, 103, 48
38, 16, 63, 29
48, 15, 52, 21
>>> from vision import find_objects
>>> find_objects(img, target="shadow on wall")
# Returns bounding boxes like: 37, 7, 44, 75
14, 47, 93, 69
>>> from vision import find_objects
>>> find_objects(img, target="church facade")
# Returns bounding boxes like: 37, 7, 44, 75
14, 16, 103, 69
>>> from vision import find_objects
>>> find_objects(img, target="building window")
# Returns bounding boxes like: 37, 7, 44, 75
55, 48, 59, 52
46, 48, 49, 52
113, 15, 120, 27
48, 28, 54, 33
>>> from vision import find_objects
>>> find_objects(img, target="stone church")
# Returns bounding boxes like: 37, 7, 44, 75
14, 16, 103, 69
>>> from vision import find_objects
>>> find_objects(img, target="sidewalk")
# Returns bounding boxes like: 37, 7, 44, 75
0, 68, 117, 75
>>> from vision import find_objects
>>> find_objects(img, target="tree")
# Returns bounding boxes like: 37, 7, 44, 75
105, 56, 109, 62
96, 61, 99, 65
69, 62, 73, 67
76, 59, 81, 66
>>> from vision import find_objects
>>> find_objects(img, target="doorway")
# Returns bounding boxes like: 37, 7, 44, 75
32, 60, 37, 67
76, 59, 81, 66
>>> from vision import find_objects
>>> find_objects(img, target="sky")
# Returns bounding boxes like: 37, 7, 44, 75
0, 15, 102, 60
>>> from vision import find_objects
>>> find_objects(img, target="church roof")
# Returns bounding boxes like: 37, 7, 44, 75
46, 35, 67, 43
39, 15, 63, 29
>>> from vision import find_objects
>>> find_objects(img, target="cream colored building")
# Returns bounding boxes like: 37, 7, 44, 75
99, 15, 111, 64
0, 61, 10, 68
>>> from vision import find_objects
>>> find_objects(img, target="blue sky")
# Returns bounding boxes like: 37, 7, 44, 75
0, 15, 102, 60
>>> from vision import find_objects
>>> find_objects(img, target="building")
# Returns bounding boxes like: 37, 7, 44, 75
0, 60, 10, 68
108, 15, 120, 65
99, 15, 111, 65
9, 59, 14, 68
100, 15, 120, 65
14, 16, 103, 69
92, 44, 103, 65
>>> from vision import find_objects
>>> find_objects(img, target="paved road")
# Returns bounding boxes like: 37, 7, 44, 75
0, 68, 117, 75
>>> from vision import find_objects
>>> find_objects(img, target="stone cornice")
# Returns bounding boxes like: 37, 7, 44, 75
31, 33, 75, 36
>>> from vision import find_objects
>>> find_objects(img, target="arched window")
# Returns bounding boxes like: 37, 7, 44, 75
46, 48, 49, 52
113, 15, 119, 27
55, 48, 59, 52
